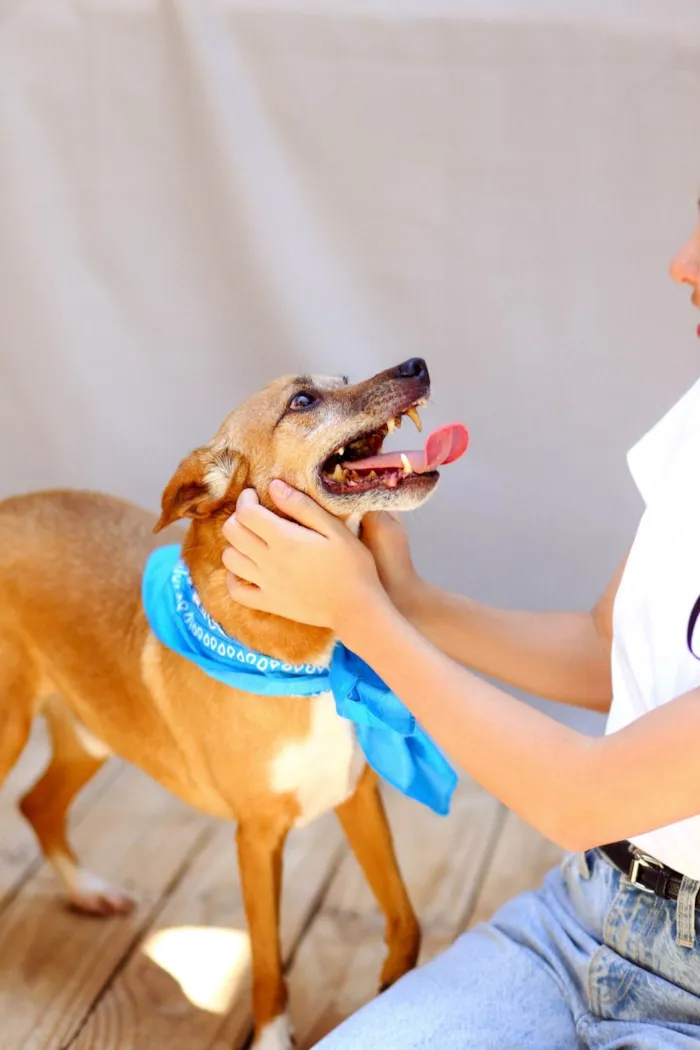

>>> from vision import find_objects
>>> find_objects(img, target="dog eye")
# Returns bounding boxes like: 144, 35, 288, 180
288, 391, 318, 411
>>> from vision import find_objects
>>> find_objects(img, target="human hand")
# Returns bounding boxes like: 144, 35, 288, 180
221, 482, 386, 630
360, 511, 426, 619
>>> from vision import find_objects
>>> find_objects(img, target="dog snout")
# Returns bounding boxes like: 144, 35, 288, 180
394, 358, 429, 382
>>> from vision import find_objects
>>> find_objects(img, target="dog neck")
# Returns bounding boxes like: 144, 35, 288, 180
180, 515, 336, 667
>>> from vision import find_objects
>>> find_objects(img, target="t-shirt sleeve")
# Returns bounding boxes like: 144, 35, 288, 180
627, 378, 700, 506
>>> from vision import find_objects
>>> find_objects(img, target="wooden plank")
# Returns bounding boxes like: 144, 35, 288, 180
0, 764, 214, 1050
286, 778, 504, 1049
0, 723, 49, 803
0, 724, 51, 904
0, 721, 121, 909
68, 812, 347, 1050
466, 809, 563, 931
0, 741, 559, 1050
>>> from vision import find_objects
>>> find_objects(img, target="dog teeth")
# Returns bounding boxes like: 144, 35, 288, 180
337, 446, 345, 457
386, 418, 396, 433
368, 470, 377, 479
400, 454, 413, 475
331, 464, 347, 482
405, 407, 422, 432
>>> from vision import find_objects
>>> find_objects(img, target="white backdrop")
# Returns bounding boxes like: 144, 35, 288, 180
2, 1, 700, 728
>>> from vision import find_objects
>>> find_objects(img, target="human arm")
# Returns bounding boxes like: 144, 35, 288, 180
223, 484, 696, 851
334, 590, 699, 852
360, 512, 627, 712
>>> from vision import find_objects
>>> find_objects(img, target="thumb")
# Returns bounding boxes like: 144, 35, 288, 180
360, 510, 404, 553
269, 480, 339, 537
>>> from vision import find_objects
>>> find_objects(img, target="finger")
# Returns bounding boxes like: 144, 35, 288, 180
236, 488, 260, 510
268, 481, 340, 537
222, 515, 268, 559
226, 574, 270, 611
236, 495, 323, 546
221, 548, 260, 585
361, 510, 404, 549
234, 500, 288, 543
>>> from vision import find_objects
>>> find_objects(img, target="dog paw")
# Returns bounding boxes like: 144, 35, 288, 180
252, 1013, 295, 1050
66, 870, 136, 917
378, 918, 421, 991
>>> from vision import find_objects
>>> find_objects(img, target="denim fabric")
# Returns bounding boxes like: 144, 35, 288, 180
315, 849, 700, 1048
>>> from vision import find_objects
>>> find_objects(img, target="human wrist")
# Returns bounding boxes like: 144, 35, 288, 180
333, 583, 399, 652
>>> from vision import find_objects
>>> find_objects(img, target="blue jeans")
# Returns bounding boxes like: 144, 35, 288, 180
315, 849, 700, 1048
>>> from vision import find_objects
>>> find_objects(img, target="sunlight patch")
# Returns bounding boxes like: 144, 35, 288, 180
143, 926, 251, 1014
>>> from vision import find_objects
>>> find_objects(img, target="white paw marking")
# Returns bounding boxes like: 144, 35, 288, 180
49, 853, 135, 916
253, 1013, 294, 1050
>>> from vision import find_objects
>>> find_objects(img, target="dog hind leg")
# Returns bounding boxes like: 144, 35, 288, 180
19, 699, 135, 916
0, 640, 33, 789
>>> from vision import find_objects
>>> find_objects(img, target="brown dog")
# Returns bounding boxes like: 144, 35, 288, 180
0, 359, 443, 1049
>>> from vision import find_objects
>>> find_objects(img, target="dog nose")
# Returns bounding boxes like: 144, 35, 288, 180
395, 357, 429, 381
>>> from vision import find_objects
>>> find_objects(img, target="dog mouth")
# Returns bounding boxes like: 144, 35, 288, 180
319, 400, 468, 496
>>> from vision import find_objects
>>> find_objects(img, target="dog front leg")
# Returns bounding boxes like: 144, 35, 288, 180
236, 818, 293, 1050
336, 765, 421, 992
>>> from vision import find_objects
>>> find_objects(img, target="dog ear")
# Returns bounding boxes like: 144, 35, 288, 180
154, 446, 249, 533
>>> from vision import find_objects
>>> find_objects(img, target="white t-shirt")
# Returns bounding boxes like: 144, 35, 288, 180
607, 375, 700, 878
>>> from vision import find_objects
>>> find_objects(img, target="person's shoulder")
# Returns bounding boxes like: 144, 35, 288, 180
627, 376, 700, 507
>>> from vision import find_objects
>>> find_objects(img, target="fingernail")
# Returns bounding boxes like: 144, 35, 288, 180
270, 480, 292, 498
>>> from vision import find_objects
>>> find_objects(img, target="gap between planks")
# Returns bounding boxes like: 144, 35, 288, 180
61, 780, 503, 1050
0, 734, 560, 1050
66, 813, 347, 1050
0, 720, 123, 913
0, 760, 216, 1050
0, 731, 348, 1050
287, 779, 506, 1048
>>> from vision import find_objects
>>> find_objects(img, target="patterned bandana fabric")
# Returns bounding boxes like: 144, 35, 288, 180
142, 545, 457, 814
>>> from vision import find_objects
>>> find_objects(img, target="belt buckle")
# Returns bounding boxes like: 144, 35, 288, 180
628, 848, 664, 891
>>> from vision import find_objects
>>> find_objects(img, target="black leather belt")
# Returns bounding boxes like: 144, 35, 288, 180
599, 841, 696, 906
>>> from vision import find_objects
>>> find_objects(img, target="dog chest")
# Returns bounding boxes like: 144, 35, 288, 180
268, 692, 365, 827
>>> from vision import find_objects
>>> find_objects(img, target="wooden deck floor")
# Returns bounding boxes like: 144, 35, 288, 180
0, 724, 562, 1050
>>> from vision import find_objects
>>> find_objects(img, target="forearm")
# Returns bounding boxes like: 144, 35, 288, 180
341, 595, 700, 850
226, 490, 689, 848
341, 595, 601, 848
400, 583, 612, 712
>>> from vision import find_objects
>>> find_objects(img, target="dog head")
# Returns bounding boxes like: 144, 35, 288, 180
155, 358, 440, 531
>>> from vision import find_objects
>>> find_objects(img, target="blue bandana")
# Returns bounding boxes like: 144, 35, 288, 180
142, 545, 457, 815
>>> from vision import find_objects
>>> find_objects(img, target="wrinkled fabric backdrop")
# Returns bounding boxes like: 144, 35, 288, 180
2, 1, 700, 730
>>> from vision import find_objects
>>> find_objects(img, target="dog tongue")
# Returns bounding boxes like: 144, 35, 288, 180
342, 423, 469, 473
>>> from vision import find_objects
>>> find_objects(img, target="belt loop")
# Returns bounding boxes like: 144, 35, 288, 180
577, 851, 592, 880
675, 875, 700, 948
